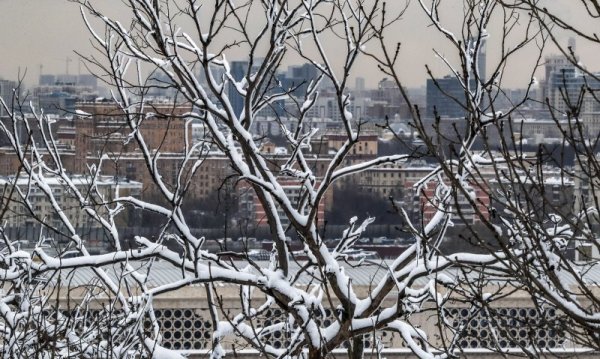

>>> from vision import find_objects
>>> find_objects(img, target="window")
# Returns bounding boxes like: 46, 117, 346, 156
579, 245, 592, 261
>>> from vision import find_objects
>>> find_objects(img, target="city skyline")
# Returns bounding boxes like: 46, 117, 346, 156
0, 0, 591, 89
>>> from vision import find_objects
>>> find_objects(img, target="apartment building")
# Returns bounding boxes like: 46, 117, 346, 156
0, 173, 142, 252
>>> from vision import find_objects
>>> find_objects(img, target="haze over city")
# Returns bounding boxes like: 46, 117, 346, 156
0, 0, 591, 88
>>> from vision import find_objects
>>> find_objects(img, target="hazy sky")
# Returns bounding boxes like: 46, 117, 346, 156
0, 1, 592, 89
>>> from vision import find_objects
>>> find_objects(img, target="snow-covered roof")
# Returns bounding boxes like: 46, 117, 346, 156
49, 259, 600, 290
273, 147, 288, 155
50, 260, 391, 288
0, 174, 142, 188
489, 175, 574, 186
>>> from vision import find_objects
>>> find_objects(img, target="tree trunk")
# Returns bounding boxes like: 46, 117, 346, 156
308, 348, 324, 359
349, 337, 364, 359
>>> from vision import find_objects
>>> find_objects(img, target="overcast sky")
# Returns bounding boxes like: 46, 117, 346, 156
0, 1, 591, 89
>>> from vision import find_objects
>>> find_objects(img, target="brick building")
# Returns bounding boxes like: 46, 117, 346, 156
239, 179, 330, 228
413, 179, 491, 226
71, 100, 201, 199
74, 100, 193, 172
85, 152, 235, 200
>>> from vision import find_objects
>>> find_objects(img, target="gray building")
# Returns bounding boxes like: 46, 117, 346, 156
426, 35, 486, 119
0, 78, 17, 117
228, 60, 251, 117
228, 59, 286, 118
426, 75, 468, 118
280, 63, 319, 97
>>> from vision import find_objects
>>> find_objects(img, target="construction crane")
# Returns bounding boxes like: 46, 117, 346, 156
66, 57, 73, 76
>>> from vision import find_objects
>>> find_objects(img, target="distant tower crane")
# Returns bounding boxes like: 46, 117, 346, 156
66, 57, 73, 76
